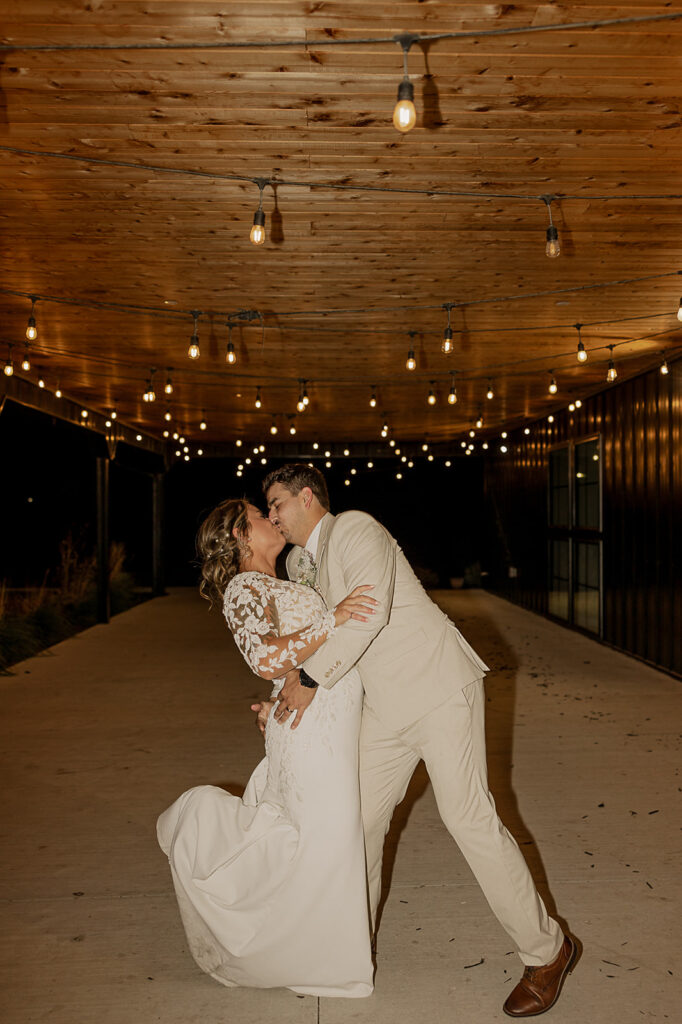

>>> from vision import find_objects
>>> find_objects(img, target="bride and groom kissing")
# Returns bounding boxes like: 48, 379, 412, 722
157, 463, 578, 1016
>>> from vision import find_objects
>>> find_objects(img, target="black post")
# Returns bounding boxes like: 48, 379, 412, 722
96, 456, 110, 623
152, 471, 166, 597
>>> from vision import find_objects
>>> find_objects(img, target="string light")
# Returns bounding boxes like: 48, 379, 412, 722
289, 420, 297, 435
548, 415, 554, 423
427, 383, 437, 406
575, 399, 582, 408
38, 377, 45, 388
270, 418, 278, 435
302, 382, 309, 407
369, 387, 377, 408
250, 180, 267, 245
660, 358, 669, 375
297, 381, 305, 412
188, 311, 200, 360
164, 375, 173, 395
164, 408, 172, 422
199, 412, 207, 430
392, 36, 417, 133
235, 438, 242, 447
110, 408, 117, 420
442, 304, 454, 354
575, 323, 588, 363
543, 196, 560, 258
486, 380, 494, 400
422, 443, 428, 451
475, 413, 484, 429
448, 372, 458, 405
381, 421, 388, 438
677, 298, 682, 322
4, 344, 13, 376
548, 373, 558, 394
142, 369, 157, 403
81, 409, 88, 420
26, 296, 37, 340
255, 387, 262, 409
226, 323, 237, 365
606, 345, 618, 382
21, 343, 31, 372
406, 347, 416, 371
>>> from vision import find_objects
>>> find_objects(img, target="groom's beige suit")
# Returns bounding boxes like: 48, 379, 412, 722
287, 510, 562, 967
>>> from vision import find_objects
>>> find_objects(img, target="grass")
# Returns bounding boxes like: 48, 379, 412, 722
0, 537, 146, 673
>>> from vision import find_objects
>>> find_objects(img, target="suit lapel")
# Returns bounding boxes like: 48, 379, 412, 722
315, 512, 335, 597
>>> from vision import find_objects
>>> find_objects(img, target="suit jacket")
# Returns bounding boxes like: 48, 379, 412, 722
286, 510, 488, 732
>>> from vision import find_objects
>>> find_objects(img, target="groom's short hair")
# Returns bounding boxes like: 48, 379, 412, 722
263, 463, 330, 511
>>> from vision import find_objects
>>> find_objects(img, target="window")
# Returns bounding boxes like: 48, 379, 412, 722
547, 437, 602, 635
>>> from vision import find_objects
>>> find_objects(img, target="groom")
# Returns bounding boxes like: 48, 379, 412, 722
260, 463, 577, 1018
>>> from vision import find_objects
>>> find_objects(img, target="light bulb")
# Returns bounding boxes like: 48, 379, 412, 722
406, 348, 416, 371
524, 427, 531, 435
344, 448, 350, 456
367, 461, 374, 468
297, 398, 305, 413
545, 225, 560, 258
21, 353, 31, 372
441, 327, 453, 354
660, 360, 669, 375
110, 409, 117, 420
289, 424, 296, 435
448, 385, 457, 405
568, 403, 575, 412
486, 382, 494, 400
188, 338, 200, 359
548, 415, 554, 423
55, 387, 62, 398
164, 410, 172, 422
476, 415, 483, 429
369, 391, 377, 408
501, 431, 507, 439
81, 409, 88, 419
162, 429, 169, 437
38, 378, 45, 388
164, 378, 173, 395
325, 460, 332, 468
4, 357, 13, 376
26, 316, 37, 340
500, 445, 508, 453
549, 377, 558, 394
226, 341, 236, 364
677, 298, 682, 322
389, 440, 396, 448
607, 361, 617, 383
422, 443, 428, 451
250, 208, 266, 245
302, 388, 309, 406
575, 399, 582, 408
393, 79, 416, 133
427, 388, 436, 406
469, 429, 475, 438
270, 422, 278, 435
255, 389, 262, 409
200, 419, 207, 431
235, 439, 242, 447
197, 449, 203, 456
577, 340, 587, 363
179, 436, 185, 444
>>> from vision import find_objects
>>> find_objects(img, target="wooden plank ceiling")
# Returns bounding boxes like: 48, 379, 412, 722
1, 1, 681, 454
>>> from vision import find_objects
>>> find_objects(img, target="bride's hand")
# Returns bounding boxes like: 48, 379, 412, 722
333, 585, 378, 627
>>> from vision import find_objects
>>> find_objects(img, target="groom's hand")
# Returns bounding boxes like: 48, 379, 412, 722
274, 669, 317, 729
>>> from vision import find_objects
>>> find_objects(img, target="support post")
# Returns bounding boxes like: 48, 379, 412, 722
152, 471, 166, 597
96, 456, 110, 623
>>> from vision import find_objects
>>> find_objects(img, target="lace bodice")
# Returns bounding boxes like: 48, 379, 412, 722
223, 571, 336, 680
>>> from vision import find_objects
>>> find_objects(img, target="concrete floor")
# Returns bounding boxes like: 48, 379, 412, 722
1, 588, 680, 1024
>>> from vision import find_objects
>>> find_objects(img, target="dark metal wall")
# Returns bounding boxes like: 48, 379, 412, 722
483, 357, 682, 677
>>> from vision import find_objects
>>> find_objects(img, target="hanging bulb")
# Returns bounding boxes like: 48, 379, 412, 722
548, 375, 558, 395
442, 327, 453, 355
475, 415, 483, 429
289, 421, 296, 435
164, 376, 173, 395
381, 421, 389, 438
188, 311, 200, 359
296, 397, 305, 413
199, 413, 207, 430
406, 348, 416, 371
226, 341, 236, 364
38, 378, 45, 388
574, 324, 587, 363
21, 343, 31, 372
255, 387, 262, 410
26, 296, 37, 340
486, 380, 494, 400
677, 298, 682, 322
250, 181, 267, 245
369, 388, 377, 408
606, 346, 617, 382
543, 196, 560, 257
392, 36, 417, 131
302, 384, 309, 407
448, 384, 457, 405
164, 409, 172, 422
4, 345, 13, 377
427, 384, 437, 406
270, 419, 278, 435
660, 359, 669, 375
110, 408, 117, 420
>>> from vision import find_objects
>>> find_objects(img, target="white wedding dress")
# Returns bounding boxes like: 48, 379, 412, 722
157, 571, 373, 998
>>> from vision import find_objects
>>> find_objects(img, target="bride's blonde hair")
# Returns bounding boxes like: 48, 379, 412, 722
196, 498, 251, 608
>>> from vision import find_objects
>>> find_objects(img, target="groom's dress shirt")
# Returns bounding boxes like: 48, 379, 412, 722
305, 518, 323, 561
287, 511, 488, 731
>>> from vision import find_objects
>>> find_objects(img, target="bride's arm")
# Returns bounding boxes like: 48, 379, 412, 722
223, 576, 335, 682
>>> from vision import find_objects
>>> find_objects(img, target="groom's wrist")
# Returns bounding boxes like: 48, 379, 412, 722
299, 667, 318, 689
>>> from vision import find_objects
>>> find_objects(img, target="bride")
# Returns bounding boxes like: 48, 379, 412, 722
157, 498, 377, 997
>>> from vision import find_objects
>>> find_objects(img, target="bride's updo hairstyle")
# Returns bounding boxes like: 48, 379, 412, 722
196, 498, 251, 608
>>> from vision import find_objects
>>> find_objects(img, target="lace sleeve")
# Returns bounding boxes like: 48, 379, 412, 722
223, 574, 336, 681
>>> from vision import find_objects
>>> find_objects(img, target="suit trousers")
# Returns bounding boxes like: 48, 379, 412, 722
359, 678, 563, 967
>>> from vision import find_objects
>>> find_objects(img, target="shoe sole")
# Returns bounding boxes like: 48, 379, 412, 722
502, 936, 580, 1018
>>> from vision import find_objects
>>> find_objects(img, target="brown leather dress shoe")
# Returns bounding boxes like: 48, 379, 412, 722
503, 935, 578, 1017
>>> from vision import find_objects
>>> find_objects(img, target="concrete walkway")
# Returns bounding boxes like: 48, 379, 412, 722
1, 588, 679, 1024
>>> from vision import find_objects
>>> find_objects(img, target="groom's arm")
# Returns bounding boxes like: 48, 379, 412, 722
303, 511, 395, 689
